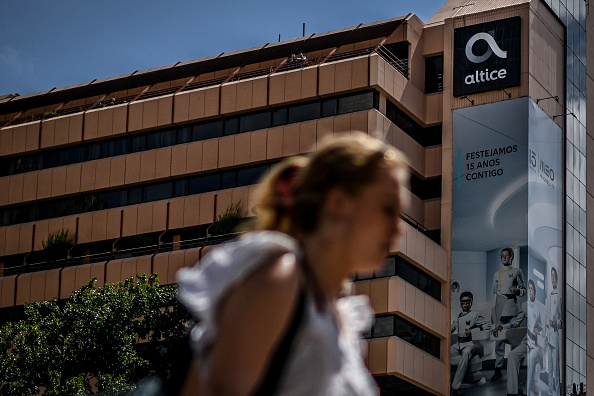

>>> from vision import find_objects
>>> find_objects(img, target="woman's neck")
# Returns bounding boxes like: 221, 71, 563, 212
300, 233, 349, 302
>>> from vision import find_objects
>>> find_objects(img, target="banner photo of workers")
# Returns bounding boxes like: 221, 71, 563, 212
451, 98, 563, 396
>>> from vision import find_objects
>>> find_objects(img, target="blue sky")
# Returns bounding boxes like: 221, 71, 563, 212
0, 1, 443, 97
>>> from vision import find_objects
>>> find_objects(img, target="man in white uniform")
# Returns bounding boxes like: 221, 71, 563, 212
546, 267, 561, 396
507, 279, 544, 396
491, 247, 527, 382
451, 291, 491, 396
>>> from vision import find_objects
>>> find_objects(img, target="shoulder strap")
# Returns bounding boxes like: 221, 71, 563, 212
251, 288, 307, 396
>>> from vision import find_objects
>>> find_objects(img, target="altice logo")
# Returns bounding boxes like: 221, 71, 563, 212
464, 31, 508, 85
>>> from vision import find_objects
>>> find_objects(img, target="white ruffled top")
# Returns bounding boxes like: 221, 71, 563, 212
177, 231, 378, 396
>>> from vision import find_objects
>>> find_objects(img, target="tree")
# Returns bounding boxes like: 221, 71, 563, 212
0, 274, 193, 395
209, 202, 246, 237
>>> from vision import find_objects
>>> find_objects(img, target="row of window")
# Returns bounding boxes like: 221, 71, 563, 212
0, 162, 274, 227
356, 254, 442, 302
0, 90, 379, 177
385, 100, 442, 147
365, 314, 441, 359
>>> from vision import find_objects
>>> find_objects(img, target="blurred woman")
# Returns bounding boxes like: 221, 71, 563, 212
177, 132, 409, 396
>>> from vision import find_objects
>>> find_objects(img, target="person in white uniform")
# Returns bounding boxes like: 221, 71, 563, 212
450, 291, 491, 396
491, 247, 527, 382
507, 279, 544, 396
546, 267, 561, 396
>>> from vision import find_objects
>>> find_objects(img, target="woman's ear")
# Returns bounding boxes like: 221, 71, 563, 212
324, 187, 353, 221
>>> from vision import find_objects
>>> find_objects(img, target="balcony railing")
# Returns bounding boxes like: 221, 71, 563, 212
2, 45, 409, 128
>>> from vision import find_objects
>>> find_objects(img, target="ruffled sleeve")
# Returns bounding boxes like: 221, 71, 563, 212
176, 231, 299, 370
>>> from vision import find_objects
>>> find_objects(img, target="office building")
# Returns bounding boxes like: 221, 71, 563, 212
0, 0, 590, 394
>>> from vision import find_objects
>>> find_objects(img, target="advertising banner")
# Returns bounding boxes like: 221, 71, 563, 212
453, 17, 521, 97
451, 98, 562, 396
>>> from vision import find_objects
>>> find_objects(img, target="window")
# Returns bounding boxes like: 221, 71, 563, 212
146, 129, 176, 150
386, 100, 442, 147
131, 135, 146, 152
425, 55, 443, 94
338, 91, 376, 114
356, 255, 442, 301
237, 165, 268, 187
221, 170, 236, 189
240, 111, 271, 133
195, 120, 223, 140
321, 98, 338, 117
272, 108, 287, 126
102, 138, 130, 157
177, 126, 193, 144
189, 174, 221, 195
366, 315, 440, 359
223, 117, 239, 136
144, 182, 172, 202
288, 101, 321, 123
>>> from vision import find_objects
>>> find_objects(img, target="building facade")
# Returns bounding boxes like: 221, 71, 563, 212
0, 0, 590, 395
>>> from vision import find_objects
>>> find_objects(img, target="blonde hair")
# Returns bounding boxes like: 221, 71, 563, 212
254, 132, 409, 236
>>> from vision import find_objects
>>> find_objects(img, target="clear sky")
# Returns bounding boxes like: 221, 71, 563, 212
0, 1, 444, 97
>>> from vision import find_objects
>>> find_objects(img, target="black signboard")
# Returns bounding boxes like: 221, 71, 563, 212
453, 17, 521, 97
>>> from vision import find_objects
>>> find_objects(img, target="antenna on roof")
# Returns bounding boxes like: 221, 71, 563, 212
303, 23, 305, 37
279, 34, 281, 42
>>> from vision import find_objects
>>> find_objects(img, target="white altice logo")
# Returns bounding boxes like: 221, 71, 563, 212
465, 31, 507, 63
464, 31, 508, 85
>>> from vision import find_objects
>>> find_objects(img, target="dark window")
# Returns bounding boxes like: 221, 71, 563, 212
98, 190, 128, 209
189, 174, 220, 195
338, 91, 376, 114
272, 108, 287, 126
44, 151, 58, 168
240, 111, 271, 133
87, 143, 101, 160
195, 120, 223, 140
322, 98, 338, 117
146, 129, 176, 150
425, 55, 443, 94
102, 138, 131, 157
144, 182, 172, 202
356, 255, 442, 301
174, 180, 188, 197
177, 126, 193, 144
58, 147, 86, 166
366, 315, 440, 359
386, 100, 442, 147
409, 175, 441, 200
17, 155, 43, 173
221, 170, 236, 189
83, 195, 100, 212
128, 187, 142, 205
288, 101, 320, 123
223, 117, 239, 136
131, 135, 146, 153
237, 165, 268, 187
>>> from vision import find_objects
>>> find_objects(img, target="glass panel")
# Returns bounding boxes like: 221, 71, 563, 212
195, 120, 223, 140
128, 187, 142, 205
98, 190, 128, 209
288, 101, 321, 123
338, 91, 374, 114
43, 151, 58, 168
189, 174, 221, 194
221, 170, 235, 189
177, 126, 192, 144
372, 316, 394, 337
87, 143, 101, 160
131, 135, 146, 152
237, 164, 268, 187
143, 182, 173, 202
146, 129, 176, 150
174, 180, 188, 197
321, 98, 338, 117
102, 138, 131, 157
223, 117, 239, 136
240, 111, 271, 133
272, 108, 287, 127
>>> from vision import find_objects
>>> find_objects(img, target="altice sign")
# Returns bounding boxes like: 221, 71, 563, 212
453, 17, 521, 97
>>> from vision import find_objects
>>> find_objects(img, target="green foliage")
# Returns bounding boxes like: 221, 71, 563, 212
43, 111, 58, 119
42, 228, 75, 262
210, 202, 245, 236
0, 274, 192, 395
